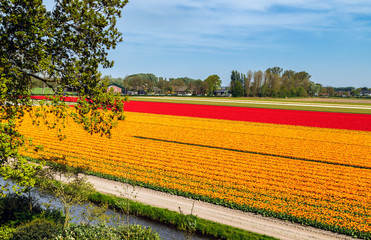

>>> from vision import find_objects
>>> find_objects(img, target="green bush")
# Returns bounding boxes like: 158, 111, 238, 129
11, 218, 62, 240
117, 224, 161, 240
0, 193, 65, 226
0, 226, 16, 240
0, 193, 43, 226
54, 224, 161, 240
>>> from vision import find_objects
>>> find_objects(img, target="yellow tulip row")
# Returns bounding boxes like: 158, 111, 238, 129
17, 110, 371, 233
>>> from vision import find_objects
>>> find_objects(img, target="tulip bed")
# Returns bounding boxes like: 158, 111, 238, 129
19, 101, 371, 238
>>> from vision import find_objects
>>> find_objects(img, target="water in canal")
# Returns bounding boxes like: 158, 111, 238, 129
0, 177, 211, 240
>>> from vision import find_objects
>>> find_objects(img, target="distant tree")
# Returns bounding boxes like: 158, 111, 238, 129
321, 86, 335, 97
293, 71, 311, 91
281, 70, 295, 90
252, 71, 263, 97
192, 80, 206, 95
334, 87, 355, 92
102, 75, 123, 86
130, 76, 143, 91
174, 77, 198, 85
230, 70, 244, 85
327, 87, 335, 97
278, 85, 290, 98
245, 71, 252, 96
265, 67, 283, 95
171, 79, 185, 93
266, 67, 283, 76
230, 70, 245, 97
260, 83, 271, 97
230, 81, 244, 97
296, 86, 308, 97
307, 81, 321, 97
204, 75, 222, 96
143, 79, 154, 93
124, 73, 158, 92
157, 78, 166, 93
350, 89, 360, 96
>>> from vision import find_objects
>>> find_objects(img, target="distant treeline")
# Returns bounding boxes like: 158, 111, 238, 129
103, 73, 221, 95
31, 70, 370, 97
230, 67, 319, 97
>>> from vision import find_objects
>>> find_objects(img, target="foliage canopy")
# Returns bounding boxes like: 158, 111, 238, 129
0, 0, 128, 193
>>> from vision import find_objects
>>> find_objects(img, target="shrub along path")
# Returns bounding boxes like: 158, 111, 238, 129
85, 174, 354, 240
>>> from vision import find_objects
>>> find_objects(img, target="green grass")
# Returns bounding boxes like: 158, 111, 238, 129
88, 192, 278, 240
127, 96, 371, 114
31, 88, 77, 96
31, 87, 55, 95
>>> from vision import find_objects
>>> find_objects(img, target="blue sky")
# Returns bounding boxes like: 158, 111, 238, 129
52, 0, 371, 87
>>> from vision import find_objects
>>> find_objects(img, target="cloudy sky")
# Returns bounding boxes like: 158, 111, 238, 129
101, 1, 370, 86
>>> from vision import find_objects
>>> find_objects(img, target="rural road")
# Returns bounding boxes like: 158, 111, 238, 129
86, 175, 355, 240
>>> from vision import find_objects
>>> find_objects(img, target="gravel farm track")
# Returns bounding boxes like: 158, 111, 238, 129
86, 175, 355, 240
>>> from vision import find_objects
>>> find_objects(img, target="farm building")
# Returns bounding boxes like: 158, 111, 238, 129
107, 83, 126, 94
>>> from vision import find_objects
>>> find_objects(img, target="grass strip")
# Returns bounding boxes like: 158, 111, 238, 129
88, 191, 277, 240
133, 136, 371, 170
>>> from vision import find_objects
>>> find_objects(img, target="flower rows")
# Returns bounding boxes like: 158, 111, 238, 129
18, 110, 371, 234
30, 97, 371, 130
124, 101, 371, 131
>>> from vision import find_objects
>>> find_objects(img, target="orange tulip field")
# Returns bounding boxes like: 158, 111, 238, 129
18, 108, 371, 236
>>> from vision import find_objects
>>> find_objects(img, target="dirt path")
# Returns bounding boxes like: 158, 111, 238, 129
86, 175, 355, 240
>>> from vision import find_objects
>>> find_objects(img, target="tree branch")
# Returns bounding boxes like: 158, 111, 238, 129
26, 72, 56, 93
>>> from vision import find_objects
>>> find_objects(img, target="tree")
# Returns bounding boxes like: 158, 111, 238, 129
37, 160, 94, 229
0, 0, 127, 193
327, 86, 335, 97
251, 71, 263, 97
245, 71, 252, 97
230, 70, 243, 85
230, 81, 244, 97
293, 71, 311, 91
204, 75, 221, 96
281, 70, 295, 90
350, 89, 360, 97
171, 79, 185, 94
193, 79, 207, 95
265, 67, 282, 93
307, 81, 321, 97
230, 70, 245, 97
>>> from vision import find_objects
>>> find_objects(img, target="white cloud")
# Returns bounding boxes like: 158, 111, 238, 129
119, 0, 371, 52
